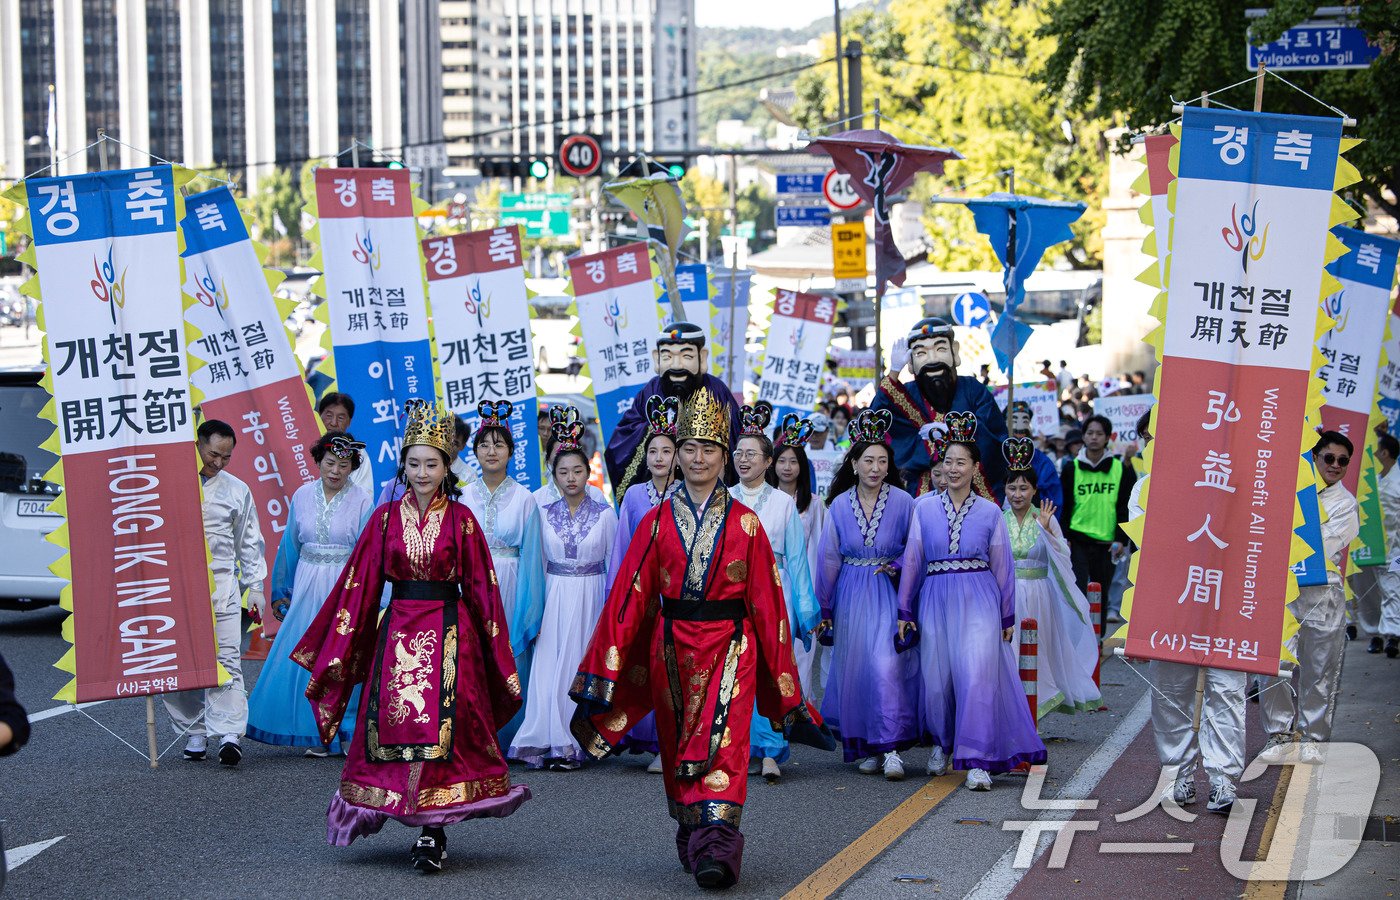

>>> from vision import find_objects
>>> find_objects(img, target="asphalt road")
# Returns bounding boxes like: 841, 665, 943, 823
0, 606, 1209, 899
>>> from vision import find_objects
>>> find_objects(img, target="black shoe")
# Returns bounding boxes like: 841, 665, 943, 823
411, 834, 445, 873
1369, 636, 1385, 653
218, 738, 242, 766
693, 858, 736, 890
1387, 637, 1399, 659
1346, 624, 1357, 641
183, 744, 207, 762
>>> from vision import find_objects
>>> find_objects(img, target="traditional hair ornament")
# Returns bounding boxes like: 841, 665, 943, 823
775, 412, 814, 450
1002, 436, 1035, 472
477, 399, 514, 429
326, 434, 366, 460
739, 401, 773, 437
550, 405, 585, 453
657, 320, 707, 348
906, 316, 955, 348
677, 387, 730, 447
846, 408, 893, 445
1008, 400, 1032, 419
645, 395, 680, 438
402, 399, 455, 454
944, 410, 978, 444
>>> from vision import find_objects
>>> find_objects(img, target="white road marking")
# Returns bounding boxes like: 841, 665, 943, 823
5, 836, 64, 872
963, 691, 1153, 900
28, 701, 109, 723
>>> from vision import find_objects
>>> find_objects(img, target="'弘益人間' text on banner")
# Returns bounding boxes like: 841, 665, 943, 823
568, 243, 662, 449
183, 185, 323, 634
1126, 107, 1357, 676
14, 166, 220, 702
309, 169, 435, 490
425, 225, 542, 489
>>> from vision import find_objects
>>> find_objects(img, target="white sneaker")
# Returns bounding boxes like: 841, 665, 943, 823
1299, 741, 1323, 765
965, 768, 992, 791
762, 757, 782, 782
1256, 733, 1294, 764
1206, 778, 1236, 814
927, 747, 948, 776
182, 735, 207, 761
883, 752, 905, 781
858, 756, 880, 774
646, 754, 663, 774
1168, 774, 1196, 806
218, 734, 242, 766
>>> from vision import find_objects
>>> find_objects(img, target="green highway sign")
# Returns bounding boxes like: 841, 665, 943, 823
499, 192, 572, 238
721, 221, 756, 239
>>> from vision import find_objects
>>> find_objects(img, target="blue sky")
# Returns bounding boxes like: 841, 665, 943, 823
694, 0, 865, 31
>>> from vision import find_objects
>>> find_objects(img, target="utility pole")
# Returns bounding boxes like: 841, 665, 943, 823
834, 1, 845, 126
846, 40, 863, 130
725, 158, 740, 395
1004, 167, 1016, 434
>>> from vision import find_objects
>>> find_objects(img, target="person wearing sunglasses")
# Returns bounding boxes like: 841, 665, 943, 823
1257, 431, 1360, 765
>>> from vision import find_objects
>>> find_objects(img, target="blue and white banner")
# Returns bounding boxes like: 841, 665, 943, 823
311, 169, 435, 489
657, 263, 717, 372
424, 225, 541, 489
711, 267, 753, 397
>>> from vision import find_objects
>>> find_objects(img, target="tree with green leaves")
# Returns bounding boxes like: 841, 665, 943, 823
1039, 0, 1400, 220
794, 0, 1111, 271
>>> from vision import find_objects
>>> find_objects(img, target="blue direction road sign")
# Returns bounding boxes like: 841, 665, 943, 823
776, 204, 832, 228
776, 172, 826, 196
1248, 23, 1378, 71
952, 291, 992, 329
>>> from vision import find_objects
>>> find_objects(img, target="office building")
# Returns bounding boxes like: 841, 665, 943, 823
0, 0, 443, 190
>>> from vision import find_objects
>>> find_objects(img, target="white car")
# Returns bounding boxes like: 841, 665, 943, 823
530, 292, 582, 375
0, 369, 64, 609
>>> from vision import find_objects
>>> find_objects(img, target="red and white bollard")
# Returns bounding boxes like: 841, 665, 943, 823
1019, 617, 1039, 724
1088, 581, 1103, 689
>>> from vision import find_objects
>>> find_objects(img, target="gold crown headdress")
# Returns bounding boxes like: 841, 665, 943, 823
402, 399, 455, 455
677, 388, 730, 448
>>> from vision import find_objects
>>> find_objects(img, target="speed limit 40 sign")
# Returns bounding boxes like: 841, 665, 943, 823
823, 169, 861, 210
558, 134, 603, 178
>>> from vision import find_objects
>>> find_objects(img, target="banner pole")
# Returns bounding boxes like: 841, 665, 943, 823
1004, 168, 1017, 434
1254, 63, 1266, 113
1189, 666, 1207, 736
146, 696, 159, 768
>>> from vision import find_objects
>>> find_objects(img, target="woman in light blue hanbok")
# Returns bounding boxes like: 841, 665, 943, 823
731, 404, 819, 782
464, 401, 546, 747
248, 433, 373, 754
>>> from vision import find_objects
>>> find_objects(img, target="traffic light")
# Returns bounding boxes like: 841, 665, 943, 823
666, 163, 685, 178
528, 158, 550, 179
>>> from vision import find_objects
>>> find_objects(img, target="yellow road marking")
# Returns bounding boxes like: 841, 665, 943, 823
782, 775, 962, 900
1243, 764, 1295, 900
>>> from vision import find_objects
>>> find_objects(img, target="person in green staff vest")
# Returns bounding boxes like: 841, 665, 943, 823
1057, 414, 1136, 637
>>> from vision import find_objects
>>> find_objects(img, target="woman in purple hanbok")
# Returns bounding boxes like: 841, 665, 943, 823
898, 413, 1047, 791
814, 410, 920, 780
606, 396, 681, 768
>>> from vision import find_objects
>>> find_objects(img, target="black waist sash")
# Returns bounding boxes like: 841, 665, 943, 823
661, 596, 747, 621
390, 580, 459, 601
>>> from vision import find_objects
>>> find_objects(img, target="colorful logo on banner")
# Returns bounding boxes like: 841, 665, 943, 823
712, 267, 753, 397
1319, 227, 1400, 568
1123, 107, 1353, 676
994, 381, 1061, 438
310, 169, 436, 490
15, 166, 219, 702
424, 225, 541, 490
183, 186, 323, 633
758, 289, 838, 425
657, 263, 718, 372
1094, 393, 1157, 454
569, 243, 661, 449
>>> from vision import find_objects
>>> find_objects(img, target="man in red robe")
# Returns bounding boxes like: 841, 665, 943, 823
571, 387, 819, 890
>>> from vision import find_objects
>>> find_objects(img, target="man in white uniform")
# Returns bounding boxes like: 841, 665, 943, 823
1258, 431, 1360, 764
1352, 432, 1400, 656
165, 420, 266, 765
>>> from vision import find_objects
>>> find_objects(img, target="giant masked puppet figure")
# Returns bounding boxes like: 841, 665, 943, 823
871, 317, 1007, 499
605, 321, 742, 494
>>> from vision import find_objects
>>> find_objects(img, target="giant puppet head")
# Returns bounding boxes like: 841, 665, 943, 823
653, 321, 709, 399
906, 317, 961, 414
1008, 400, 1034, 438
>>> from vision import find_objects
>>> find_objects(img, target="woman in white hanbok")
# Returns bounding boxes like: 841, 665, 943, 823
772, 415, 828, 706
509, 412, 617, 769
248, 433, 372, 754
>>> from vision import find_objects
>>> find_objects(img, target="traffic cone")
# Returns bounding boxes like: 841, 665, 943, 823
243, 623, 273, 660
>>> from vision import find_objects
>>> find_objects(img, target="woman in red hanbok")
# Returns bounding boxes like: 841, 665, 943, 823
293, 400, 530, 872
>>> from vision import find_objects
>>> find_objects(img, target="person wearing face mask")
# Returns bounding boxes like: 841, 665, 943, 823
813, 410, 920, 781
291, 401, 530, 872
605, 321, 743, 492
167, 420, 265, 766
1257, 431, 1360, 766
872, 318, 1008, 499
570, 388, 824, 891
463, 400, 545, 749
729, 403, 819, 783
248, 432, 374, 756
898, 413, 1046, 791
1000, 439, 1100, 720
509, 407, 618, 771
